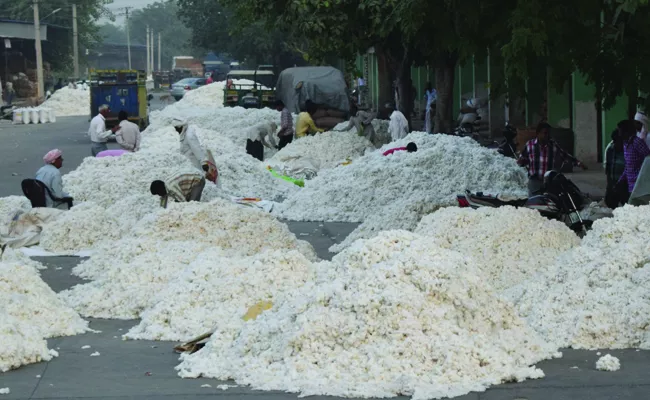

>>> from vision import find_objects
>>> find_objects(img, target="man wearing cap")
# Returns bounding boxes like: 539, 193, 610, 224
172, 118, 210, 174
89, 104, 121, 156
35, 149, 73, 208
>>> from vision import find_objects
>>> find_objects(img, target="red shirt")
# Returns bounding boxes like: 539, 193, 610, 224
383, 147, 407, 156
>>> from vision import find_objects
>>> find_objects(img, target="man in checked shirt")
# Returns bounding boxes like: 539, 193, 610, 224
150, 169, 206, 208
617, 119, 650, 201
276, 100, 294, 150
518, 122, 587, 196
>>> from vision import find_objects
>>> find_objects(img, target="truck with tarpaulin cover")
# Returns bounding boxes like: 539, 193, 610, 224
89, 69, 148, 129
275, 66, 350, 130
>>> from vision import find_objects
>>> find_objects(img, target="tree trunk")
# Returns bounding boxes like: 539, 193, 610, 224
434, 52, 458, 133
376, 48, 394, 117
396, 65, 413, 130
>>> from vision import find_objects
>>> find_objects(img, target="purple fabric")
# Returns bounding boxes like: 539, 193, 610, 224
620, 136, 650, 192
96, 149, 129, 158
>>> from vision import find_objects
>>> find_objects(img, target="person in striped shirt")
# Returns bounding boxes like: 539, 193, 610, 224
150, 170, 206, 208
517, 122, 586, 196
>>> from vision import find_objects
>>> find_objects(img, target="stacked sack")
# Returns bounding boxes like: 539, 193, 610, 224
312, 107, 348, 130
12, 108, 55, 124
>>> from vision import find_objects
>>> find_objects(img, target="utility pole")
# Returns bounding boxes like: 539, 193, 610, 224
146, 26, 150, 76
157, 32, 161, 70
33, 0, 44, 98
72, 4, 79, 79
150, 30, 154, 73
125, 7, 131, 69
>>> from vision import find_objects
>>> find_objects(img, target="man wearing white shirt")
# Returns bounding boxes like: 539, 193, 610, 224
89, 105, 120, 156
116, 110, 141, 152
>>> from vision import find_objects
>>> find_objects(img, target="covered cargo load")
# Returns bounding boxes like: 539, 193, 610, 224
275, 67, 350, 114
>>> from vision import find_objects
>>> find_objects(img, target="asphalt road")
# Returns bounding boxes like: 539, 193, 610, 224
0, 113, 646, 400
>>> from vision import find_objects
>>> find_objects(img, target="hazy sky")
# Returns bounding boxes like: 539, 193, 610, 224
102, 0, 158, 25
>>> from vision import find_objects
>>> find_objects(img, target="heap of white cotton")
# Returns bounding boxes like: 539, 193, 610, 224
125, 249, 315, 341
0, 196, 31, 235
512, 205, 650, 350
59, 200, 316, 319
176, 79, 266, 108
177, 231, 558, 400
268, 131, 375, 178
39, 196, 159, 252
63, 147, 192, 207
281, 133, 526, 252
278, 133, 526, 223
0, 259, 88, 337
415, 207, 581, 293
40, 87, 89, 116
0, 258, 86, 371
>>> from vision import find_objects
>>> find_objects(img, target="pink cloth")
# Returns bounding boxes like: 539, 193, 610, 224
43, 149, 62, 164
383, 147, 407, 156
96, 149, 129, 158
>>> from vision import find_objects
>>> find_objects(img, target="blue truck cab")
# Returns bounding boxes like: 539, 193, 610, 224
89, 69, 148, 130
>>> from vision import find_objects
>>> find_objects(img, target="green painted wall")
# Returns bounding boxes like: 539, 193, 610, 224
547, 76, 571, 128
602, 96, 628, 158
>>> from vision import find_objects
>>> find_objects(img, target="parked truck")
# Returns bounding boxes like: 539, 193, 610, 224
89, 69, 149, 129
223, 67, 276, 109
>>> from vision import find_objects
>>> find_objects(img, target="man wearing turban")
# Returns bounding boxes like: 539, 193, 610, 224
35, 149, 73, 208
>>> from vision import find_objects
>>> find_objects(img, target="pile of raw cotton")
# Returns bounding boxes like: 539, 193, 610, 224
39, 195, 159, 252
148, 105, 283, 151
511, 205, 650, 350
176, 79, 266, 108
0, 196, 31, 235
268, 131, 375, 179
59, 200, 316, 319
177, 231, 558, 399
125, 249, 315, 341
0, 255, 87, 371
414, 207, 581, 293
40, 87, 89, 116
278, 133, 527, 251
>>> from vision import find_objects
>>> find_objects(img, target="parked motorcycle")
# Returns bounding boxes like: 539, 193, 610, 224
457, 170, 593, 236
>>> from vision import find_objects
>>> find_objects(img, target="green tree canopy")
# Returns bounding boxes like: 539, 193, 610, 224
502, 0, 650, 113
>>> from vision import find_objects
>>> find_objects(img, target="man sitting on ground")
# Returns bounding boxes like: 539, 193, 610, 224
383, 142, 418, 156
35, 149, 73, 208
116, 110, 141, 152
296, 101, 324, 138
150, 170, 206, 208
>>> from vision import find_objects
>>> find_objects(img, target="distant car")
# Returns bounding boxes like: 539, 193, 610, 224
170, 77, 207, 101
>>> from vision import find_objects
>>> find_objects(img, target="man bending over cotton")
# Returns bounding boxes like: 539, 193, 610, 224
150, 170, 206, 208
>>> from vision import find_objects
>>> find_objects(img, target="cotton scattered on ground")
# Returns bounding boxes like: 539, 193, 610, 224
510, 205, 650, 350
414, 207, 581, 293
125, 249, 315, 342
40, 87, 89, 116
0, 258, 86, 371
59, 200, 316, 319
90, 351, 100, 357
0, 387, 9, 394
596, 354, 621, 371
177, 231, 557, 400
